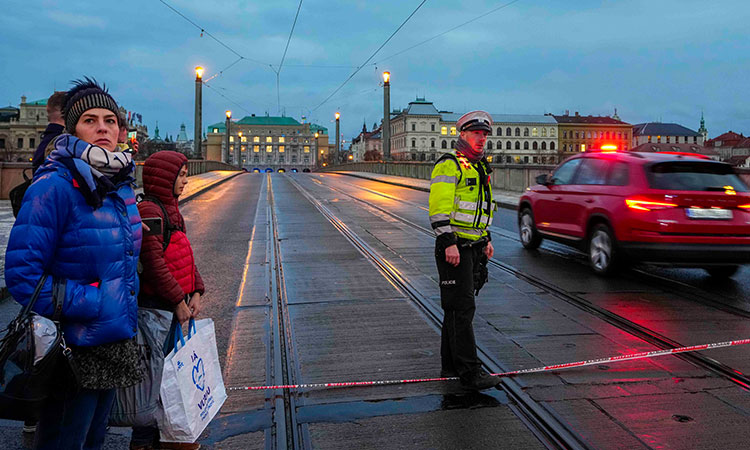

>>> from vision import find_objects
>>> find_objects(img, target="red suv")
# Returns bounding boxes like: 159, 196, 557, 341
517, 150, 750, 277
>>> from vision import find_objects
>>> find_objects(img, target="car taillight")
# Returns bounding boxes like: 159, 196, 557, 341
625, 199, 679, 211
738, 204, 750, 209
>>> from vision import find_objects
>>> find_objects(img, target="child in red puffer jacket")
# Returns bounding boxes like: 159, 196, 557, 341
131, 150, 204, 450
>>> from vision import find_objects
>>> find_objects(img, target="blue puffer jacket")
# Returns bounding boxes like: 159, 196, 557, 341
4, 142, 142, 347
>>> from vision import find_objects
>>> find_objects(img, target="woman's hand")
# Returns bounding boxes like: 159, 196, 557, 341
175, 301, 191, 324
188, 292, 202, 318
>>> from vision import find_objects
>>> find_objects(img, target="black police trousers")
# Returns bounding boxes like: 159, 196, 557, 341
435, 239, 486, 378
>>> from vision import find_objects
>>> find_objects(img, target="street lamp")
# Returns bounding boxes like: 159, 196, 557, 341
335, 112, 340, 165
194, 66, 204, 159
382, 71, 390, 161
224, 110, 231, 163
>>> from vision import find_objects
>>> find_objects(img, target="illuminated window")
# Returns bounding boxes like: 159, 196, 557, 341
279, 136, 285, 143
303, 146, 310, 153
581, 144, 586, 152
266, 145, 272, 152
229, 136, 234, 143
550, 128, 555, 137
441, 126, 447, 135
241, 136, 247, 142
279, 146, 285, 152
532, 128, 538, 137
213, 128, 219, 133
657, 135, 661, 143
450, 127, 457, 135
266, 136, 272, 143
541, 128, 547, 137
253, 136, 259, 143
254, 145, 260, 152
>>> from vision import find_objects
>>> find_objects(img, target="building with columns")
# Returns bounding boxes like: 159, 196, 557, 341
0, 96, 48, 162
206, 114, 329, 170
389, 98, 560, 164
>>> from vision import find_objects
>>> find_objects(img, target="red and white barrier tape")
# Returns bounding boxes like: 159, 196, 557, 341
226, 338, 750, 392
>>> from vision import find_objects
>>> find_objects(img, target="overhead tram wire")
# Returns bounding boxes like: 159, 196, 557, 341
203, 57, 245, 82
275, 0, 305, 115
311, 0, 430, 112
375, 0, 522, 64
158, 0, 271, 68
202, 82, 254, 117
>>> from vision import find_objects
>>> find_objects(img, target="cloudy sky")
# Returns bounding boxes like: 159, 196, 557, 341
2, 0, 748, 143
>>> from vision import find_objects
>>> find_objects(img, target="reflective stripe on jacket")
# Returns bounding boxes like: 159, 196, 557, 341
428, 150, 493, 242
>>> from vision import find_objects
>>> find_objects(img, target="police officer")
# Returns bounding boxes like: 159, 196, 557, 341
429, 110, 499, 390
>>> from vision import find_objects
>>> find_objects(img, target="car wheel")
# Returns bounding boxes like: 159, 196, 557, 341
518, 208, 542, 250
705, 265, 740, 278
588, 223, 618, 276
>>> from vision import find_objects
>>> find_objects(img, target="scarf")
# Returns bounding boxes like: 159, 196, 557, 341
50, 134, 134, 208
454, 138, 484, 163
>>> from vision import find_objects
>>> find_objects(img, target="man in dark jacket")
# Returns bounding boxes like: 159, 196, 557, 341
31, 91, 66, 171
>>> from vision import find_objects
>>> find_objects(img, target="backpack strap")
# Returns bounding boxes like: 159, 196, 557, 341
139, 195, 181, 251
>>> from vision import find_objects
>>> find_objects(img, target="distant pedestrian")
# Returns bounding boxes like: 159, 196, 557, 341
5, 77, 143, 449
429, 110, 499, 390
130, 150, 204, 450
31, 90, 66, 171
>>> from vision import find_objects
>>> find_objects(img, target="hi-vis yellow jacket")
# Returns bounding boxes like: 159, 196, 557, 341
429, 150, 494, 245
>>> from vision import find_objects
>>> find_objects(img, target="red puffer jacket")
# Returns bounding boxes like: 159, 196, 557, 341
138, 151, 204, 310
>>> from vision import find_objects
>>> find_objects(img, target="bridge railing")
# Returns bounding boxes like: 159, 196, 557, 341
321, 161, 750, 193
0, 160, 240, 200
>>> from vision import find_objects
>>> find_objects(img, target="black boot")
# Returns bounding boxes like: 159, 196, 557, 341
461, 370, 500, 390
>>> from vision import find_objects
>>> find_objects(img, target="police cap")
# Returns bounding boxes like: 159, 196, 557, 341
457, 110, 492, 133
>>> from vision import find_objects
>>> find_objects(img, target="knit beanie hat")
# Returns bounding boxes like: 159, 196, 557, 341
63, 77, 120, 133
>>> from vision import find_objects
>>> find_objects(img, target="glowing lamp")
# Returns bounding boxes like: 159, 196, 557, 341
335, 112, 340, 120
383, 71, 390, 83
195, 66, 204, 79
225, 110, 232, 119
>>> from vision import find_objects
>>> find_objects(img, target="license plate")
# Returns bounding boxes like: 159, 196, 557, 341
685, 208, 732, 220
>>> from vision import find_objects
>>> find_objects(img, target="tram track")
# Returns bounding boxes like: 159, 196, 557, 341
322, 173, 750, 320
289, 175, 592, 450
266, 175, 306, 450
303, 174, 750, 391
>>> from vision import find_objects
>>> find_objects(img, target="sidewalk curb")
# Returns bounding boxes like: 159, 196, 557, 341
333, 171, 519, 210
179, 171, 244, 206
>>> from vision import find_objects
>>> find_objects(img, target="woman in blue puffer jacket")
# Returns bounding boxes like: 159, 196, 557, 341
5, 78, 143, 450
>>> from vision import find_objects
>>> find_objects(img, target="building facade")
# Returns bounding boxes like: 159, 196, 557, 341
553, 111, 632, 158
389, 98, 560, 164
350, 122, 382, 162
0, 96, 48, 162
705, 131, 749, 161
632, 122, 704, 147
206, 114, 329, 170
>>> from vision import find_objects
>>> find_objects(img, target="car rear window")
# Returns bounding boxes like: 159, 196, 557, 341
646, 161, 749, 192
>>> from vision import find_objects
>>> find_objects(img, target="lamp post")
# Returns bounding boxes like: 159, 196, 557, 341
335, 112, 340, 165
224, 110, 231, 163
235, 131, 242, 168
194, 66, 204, 159
314, 131, 320, 167
382, 71, 390, 161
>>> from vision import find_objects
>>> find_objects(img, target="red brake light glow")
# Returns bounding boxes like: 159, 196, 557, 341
600, 144, 618, 152
625, 199, 678, 211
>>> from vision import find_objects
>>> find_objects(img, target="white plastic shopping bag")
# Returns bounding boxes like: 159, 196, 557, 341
158, 318, 227, 443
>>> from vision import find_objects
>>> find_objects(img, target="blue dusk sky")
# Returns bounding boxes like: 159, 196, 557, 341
1, 0, 748, 143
